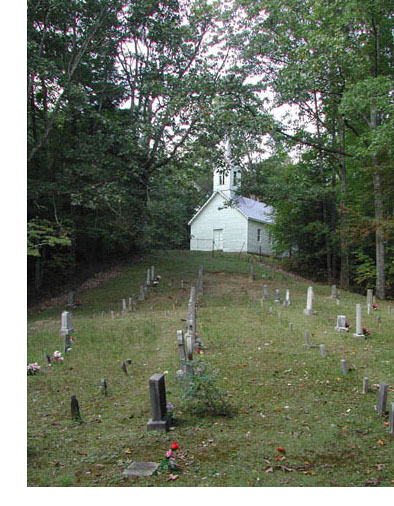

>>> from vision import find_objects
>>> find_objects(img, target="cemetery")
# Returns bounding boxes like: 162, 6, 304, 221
27, 251, 394, 487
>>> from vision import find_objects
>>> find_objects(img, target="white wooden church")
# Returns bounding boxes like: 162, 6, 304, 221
189, 145, 274, 254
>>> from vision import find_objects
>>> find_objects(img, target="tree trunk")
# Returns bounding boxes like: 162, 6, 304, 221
339, 121, 349, 290
373, 166, 385, 299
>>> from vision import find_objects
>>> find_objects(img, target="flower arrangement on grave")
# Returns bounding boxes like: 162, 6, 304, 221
51, 350, 64, 363
152, 274, 161, 287
27, 362, 41, 375
362, 327, 371, 337
345, 322, 350, 332
373, 304, 378, 310
158, 443, 181, 472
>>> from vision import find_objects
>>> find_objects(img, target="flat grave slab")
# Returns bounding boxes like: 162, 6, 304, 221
122, 461, 159, 478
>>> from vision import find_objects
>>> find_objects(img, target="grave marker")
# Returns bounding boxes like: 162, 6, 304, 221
68, 290, 75, 307
305, 330, 311, 348
283, 289, 290, 307
177, 330, 186, 364
376, 382, 388, 415
320, 344, 326, 357
122, 299, 127, 313
274, 289, 280, 304
147, 373, 169, 432
340, 359, 349, 375
71, 395, 82, 423
101, 378, 108, 396
121, 361, 128, 375
335, 315, 348, 332
304, 286, 316, 315
263, 285, 269, 299
331, 285, 337, 299
139, 285, 145, 301
151, 266, 155, 280
390, 403, 394, 435
289, 323, 293, 334
367, 289, 373, 308
362, 377, 369, 394
60, 311, 74, 353
353, 304, 364, 338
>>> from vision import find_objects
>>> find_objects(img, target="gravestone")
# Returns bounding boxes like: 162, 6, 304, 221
305, 330, 311, 348
121, 361, 128, 375
376, 382, 388, 415
274, 289, 280, 304
147, 373, 169, 432
177, 330, 186, 365
283, 289, 290, 307
353, 304, 364, 338
340, 359, 349, 375
289, 323, 293, 334
123, 461, 159, 478
122, 299, 127, 313
101, 378, 108, 396
146, 269, 151, 286
320, 344, 326, 357
186, 332, 193, 361
335, 315, 348, 332
263, 285, 269, 299
67, 290, 75, 307
367, 303, 371, 315
304, 287, 316, 315
71, 395, 82, 423
362, 377, 369, 394
60, 311, 74, 353
331, 285, 337, 299
111, 310, 114, 319
367, 289, 373, 308
151, 266, 155, 280
390, 403, 394, 435
139, 285, 145, 301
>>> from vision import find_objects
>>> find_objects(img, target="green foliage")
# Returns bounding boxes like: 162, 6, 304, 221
183, 359, 233, 417
27, 218, 72, 257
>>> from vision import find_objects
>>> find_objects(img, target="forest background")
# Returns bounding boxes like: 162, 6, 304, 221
26, 0, 394, 301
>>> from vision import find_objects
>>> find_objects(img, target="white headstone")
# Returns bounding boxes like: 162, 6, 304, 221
146, 269, 151, 286
274, 289, 280, 303
340, 359, 348, 375
353, 304, 364, 338
304, 286, 315, 315
320, 344, 326, 357
367, 289, 373, 308
283, 289, 290, 307
263, 285, 269, 299
331, 285, 337, 299
335, 315, 347, 332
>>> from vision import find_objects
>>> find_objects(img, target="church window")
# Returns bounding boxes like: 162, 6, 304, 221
233, 171, 238, 185
257, 229, 261, 242
219, 172, 225, 185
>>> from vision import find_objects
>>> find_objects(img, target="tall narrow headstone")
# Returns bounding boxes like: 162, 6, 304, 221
71, 395, 82, 423
274, 289, 280, 304
362, 377, 369, 394
353, 304, 364, 338
320, 344, 326, 357
283, 289, 290, 307
101, 378, 108, 396
146, 269, 151, 286
177, 330, 186, 364
139, 285, 145, 301
121, 361, 128, 375
335, 315, 347, 332
331, 285, 337, 299
147, 373, 169, 432
263, 285, 269, 299
340, 359, 349, 375
122, 299, 127, 313
304, 287, 315, 315
68, 290, 75, 306
367, 289, 373, 308
151, 266, 155, 280
289, 323, 293, 334
389, 403, 394, 435
305, 330, 311, 348
376, 382, 388, 415
60, 311, 74, 353
186, 332, 193, 361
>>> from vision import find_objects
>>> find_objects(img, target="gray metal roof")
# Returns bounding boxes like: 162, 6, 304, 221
234, 196, 274, 224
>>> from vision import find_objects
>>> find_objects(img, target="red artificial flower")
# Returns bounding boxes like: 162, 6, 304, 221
197, 349, 201, 354
373, 304, 378, 310
171, 442, 179, 450
277, 447, 286, 454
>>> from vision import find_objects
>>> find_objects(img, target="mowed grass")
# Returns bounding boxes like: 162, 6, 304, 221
27, 251, 394, 487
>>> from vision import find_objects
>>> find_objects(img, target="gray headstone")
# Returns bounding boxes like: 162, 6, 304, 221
320, 344, 326, 357
305, 330, 310, 348
340, 359, 348, 375
304, 286, 315, 315
121, 361, 128, 375
123, 461, 159, 478
177, 330, 186, 364
367, 289, 373, 308
274, 289, 280, 303
362, 377, 369, 394
146, 269, 151, 286
147, 373, 169, 432
71, 395, 82, 423
139, 285, 145, 301
101, 378, 107, 396
331, 285, 337, 299
263, 285, 268, 299
289, 323, 293, 334
68, 290, 75, 306
389, 403, 394, 435
376, 382, 388, 415
122, 299, 127, 312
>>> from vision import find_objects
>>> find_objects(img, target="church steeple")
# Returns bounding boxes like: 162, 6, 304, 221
213, 137, 241, 198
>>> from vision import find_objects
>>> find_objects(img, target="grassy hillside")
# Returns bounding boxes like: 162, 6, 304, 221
27, 251, 394, 487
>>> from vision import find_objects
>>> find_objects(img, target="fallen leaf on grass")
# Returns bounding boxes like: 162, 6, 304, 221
265, 467, 274, 473
377, 440, 385, 446
365, 478, 380, 486
167, 474, 179, 481
125, 448, 132, 454
383, 421, 389, 426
